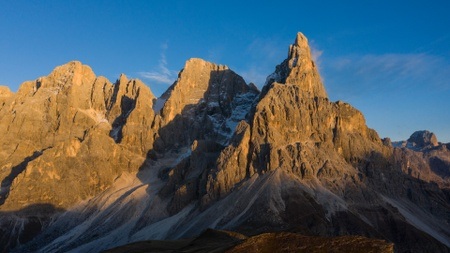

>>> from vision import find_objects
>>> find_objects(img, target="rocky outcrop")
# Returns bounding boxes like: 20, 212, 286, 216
203, 121, 252, 204
407, 130, 439, 148
0, 86, 13, 110
108, 74, 159, 155
264, 32, 327, 98
155, 58, 258, 151
154, 58, 259, 213
0, 61, 158, 211
203, 33, 388, 207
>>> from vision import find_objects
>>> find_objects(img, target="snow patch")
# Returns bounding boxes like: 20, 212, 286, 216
264, 71, 281, 86
218, 92, 258, 145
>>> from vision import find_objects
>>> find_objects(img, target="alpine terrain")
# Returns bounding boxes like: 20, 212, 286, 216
0, 33, 448, 253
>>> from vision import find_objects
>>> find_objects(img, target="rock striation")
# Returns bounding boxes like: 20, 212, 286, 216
0, 33, 449, 253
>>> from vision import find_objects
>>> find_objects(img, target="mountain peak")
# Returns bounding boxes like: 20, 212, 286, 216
288, 32, 310, 65
407, 130, 439, 147
50, 60, 88, 75
160, 58, 238, 123
264, 32, 327, 98
118, 73, 129, 84
293, 32, 308, 49
47, 60, 97, 88
0, 86, 13, 97
184, 58, 229, 71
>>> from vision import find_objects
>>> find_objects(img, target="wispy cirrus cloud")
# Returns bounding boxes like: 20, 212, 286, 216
139, 43, 177, 85
309, 41, 324, 64
318, 52, 450, 143
322, 53, 450, 99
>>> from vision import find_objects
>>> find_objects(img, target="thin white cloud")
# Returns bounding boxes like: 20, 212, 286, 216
309, 41, 323, 63
309, 41, 325, 83
322, 53, 450, 99
139, 43, 177, 85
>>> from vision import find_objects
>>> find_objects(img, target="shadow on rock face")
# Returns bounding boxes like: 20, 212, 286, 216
0, 203, 65, 253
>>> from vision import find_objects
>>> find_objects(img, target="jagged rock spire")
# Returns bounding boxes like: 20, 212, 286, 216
265, 32, 327, 98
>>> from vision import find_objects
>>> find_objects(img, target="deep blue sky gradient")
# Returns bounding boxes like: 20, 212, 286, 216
1, 1, 449, 141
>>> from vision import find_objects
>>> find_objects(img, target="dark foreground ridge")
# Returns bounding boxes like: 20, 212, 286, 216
104, 229, 394, 253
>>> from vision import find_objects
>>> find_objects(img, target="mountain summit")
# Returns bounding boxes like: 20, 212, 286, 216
265, 32, 327, 98
0, 33, 449, 253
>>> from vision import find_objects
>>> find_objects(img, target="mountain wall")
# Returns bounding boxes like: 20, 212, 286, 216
0, 33, 448, 253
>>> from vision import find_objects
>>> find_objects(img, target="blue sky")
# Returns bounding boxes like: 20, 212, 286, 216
1, 1, 449, 142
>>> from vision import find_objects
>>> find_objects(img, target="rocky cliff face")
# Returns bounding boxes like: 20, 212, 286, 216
264, 33, 327, 98
155, 58, 258, 151
0, 62, 159, 212
203, 32, 387, 207
1, 33, 449, 253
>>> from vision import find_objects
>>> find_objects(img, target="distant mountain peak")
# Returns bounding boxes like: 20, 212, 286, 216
407, 130, 439, 147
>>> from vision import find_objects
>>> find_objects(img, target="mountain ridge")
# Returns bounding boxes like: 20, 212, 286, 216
0, 32, 448, 253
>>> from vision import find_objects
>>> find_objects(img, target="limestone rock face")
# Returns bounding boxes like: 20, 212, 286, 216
204, 34, 388, 206
199, 34, 449, 252
108, 74, 159, 156
264, 32, 327, 98
0, 86, 13, 96
203, 121, 252, 204
0, 86, 13, 99
0, 86, 13, 111
156, 58, 258, 150
154, 58, 259, 213
0, 61, 157, 211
